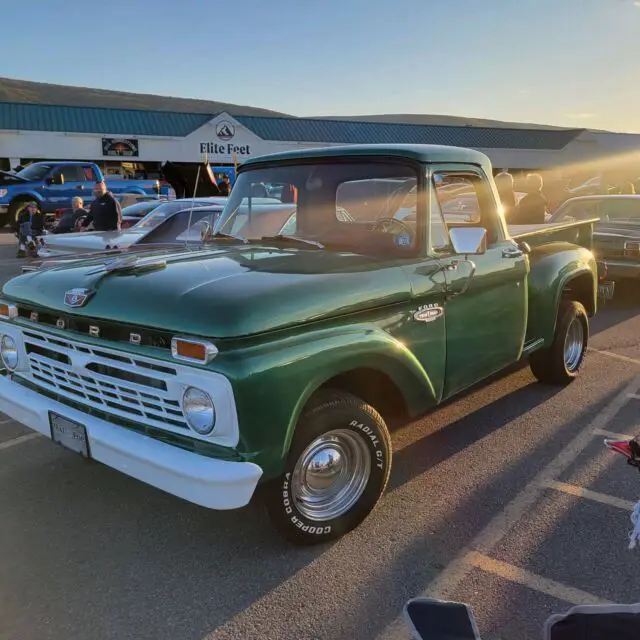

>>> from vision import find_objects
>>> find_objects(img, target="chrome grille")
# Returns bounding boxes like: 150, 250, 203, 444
20, 328, 188, 430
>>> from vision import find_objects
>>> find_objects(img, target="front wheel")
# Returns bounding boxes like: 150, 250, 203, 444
264, 390, 392, 545
530, 300, 589, 385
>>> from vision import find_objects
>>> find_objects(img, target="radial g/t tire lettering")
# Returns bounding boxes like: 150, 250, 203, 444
264, 389, 392, 545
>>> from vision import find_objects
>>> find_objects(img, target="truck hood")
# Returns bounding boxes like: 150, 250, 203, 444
2, 246, 411, 338
38, 229, 148, 257
0, 170, 28, 186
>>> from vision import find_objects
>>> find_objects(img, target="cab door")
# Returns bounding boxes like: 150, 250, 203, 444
42, 165, 89, 210
431, 166, 528, 399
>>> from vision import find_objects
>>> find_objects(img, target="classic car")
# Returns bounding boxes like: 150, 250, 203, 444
35, 197, 229, 258
550, 195, 640, 284
0, 144, 599, 545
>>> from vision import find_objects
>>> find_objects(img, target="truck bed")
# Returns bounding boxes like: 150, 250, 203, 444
508, 218, 599, 249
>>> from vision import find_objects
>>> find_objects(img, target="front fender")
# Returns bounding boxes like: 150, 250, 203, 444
526, 242, 597, 345
216, 324, 436, 479
8, 189, 44, 206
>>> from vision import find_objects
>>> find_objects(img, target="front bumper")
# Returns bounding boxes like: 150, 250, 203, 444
0, 205, 8, 215
0, 375, 263, 509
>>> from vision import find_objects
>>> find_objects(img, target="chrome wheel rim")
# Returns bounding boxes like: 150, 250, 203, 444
291, 429, 371, 522
564, 318, 585, 371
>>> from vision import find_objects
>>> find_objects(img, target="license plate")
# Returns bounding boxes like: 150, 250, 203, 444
598, 281, 616, 301
49, 412, 90, 458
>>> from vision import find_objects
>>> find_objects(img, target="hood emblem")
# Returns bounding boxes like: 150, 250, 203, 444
64, 288, 94, 308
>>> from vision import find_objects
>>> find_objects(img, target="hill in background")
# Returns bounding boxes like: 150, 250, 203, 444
0, 76, 599, 131
0, 76, 289, 117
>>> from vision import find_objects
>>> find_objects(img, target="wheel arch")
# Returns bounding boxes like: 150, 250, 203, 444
278, 355, 436, 471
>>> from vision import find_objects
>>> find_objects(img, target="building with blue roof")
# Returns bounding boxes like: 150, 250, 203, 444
1, 99, 638, 178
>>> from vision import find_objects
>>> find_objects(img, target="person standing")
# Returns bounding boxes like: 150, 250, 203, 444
511, 173, 548, 224
218, 173, 232, 196
53, 196, 88, 233
494, 171, 518, 220
81, 181, 122, 231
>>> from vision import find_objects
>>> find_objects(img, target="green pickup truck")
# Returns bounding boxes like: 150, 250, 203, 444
0, 144, 599, 545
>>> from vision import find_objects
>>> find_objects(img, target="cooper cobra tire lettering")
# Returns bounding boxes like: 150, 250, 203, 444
265, 390, 392, 545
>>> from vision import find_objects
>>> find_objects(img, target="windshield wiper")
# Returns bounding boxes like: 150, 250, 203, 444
254, 235, 325, 249
205, 231, 248, 244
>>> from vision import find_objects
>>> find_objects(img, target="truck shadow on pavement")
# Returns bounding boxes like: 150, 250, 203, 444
317, 382, 631, 640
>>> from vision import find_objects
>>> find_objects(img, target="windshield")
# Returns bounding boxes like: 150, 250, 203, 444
133, 200, 213, 230
556, 198, 640, 223
121, 201, 164, 218
214, 162, 420, 256
16, 164, 52, 181
138, 208, 224, 245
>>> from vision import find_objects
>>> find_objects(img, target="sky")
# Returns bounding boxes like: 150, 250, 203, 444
1, 0, 639, 131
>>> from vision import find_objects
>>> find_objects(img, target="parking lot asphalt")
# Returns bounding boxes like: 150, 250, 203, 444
0, 242, 639, 640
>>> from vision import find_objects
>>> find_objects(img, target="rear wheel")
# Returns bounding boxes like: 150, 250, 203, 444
264, 390, 392, 545
530, 300, 589, 385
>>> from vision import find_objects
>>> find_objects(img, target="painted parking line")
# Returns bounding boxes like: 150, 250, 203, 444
542, 479, 636, 511
378, 375, 640, 637
594, 428, 635, 440
467, 552, 614, 606
588, 349, 640, 366
424, 376, 640, 600
0, 432, 41, 451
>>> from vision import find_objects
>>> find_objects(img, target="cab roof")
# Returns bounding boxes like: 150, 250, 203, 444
240, 143, 492, 171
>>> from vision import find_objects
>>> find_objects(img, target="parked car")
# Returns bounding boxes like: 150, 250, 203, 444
34, 197, 229, 258
550, 195, 640, 284
0, 161, 176, 229
0, 143, 599, 545
114, 193, 166, 209
119, 199, 167, 229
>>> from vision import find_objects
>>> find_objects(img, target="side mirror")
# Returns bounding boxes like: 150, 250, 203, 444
449, 227, 487, 256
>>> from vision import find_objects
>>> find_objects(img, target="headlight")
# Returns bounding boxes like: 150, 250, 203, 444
183, 387, 216, 435
0, 335, 18, 371
0, 189, 7, 198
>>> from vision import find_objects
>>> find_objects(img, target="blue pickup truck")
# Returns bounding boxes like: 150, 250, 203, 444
0, 161, 175, 229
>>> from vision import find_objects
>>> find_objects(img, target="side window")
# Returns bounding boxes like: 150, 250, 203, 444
434, 175, 481, 225
602, 200, 640, 221
54, 165, 85, 183
433, 171, 501, 243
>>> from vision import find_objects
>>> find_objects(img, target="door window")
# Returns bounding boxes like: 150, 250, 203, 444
52, 165, 86, 183
433, 171, 501, 244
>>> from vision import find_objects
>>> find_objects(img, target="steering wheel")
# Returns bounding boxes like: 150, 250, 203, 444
370, 216, 415, 239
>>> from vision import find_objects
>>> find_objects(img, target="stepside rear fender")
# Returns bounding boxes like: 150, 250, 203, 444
526, 242, 597, 345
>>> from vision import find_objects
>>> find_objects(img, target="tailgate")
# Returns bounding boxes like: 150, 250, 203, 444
508, 218, 599, 250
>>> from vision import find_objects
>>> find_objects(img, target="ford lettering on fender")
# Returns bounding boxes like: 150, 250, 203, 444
0, 144, 600, 545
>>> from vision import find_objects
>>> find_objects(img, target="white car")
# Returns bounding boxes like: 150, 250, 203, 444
37, 197, 228, 258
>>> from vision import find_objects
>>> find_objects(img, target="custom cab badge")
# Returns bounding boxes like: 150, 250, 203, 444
413, 303, 445, 323
64, 288, 94, 308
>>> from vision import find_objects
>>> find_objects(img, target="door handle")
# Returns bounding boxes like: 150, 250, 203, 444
502, 247, 523, 259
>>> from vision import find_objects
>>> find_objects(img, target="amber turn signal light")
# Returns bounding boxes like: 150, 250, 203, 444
0, 302, 18, 320
171, 337, 218, 364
